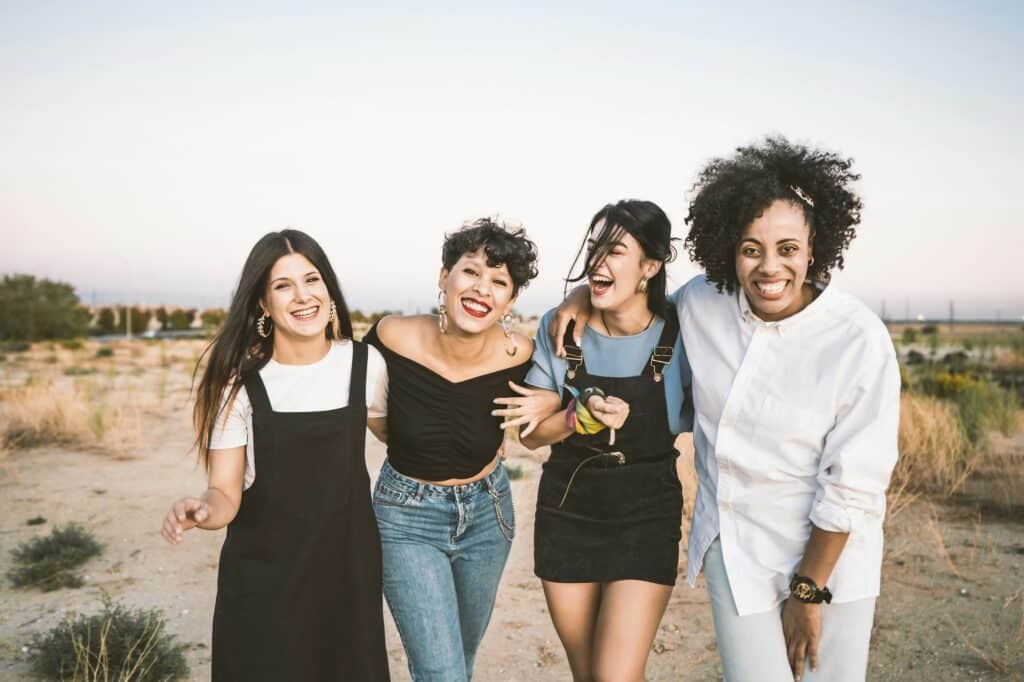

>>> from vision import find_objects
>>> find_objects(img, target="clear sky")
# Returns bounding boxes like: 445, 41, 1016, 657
2, 1, 1022, 319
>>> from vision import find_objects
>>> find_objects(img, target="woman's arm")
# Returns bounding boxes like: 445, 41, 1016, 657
782, 344, 901, 679
521, 405, 574, 450
367, 417, 387, 444
161, 445, 245, 544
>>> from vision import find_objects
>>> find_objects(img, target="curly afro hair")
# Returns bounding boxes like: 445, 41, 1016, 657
442, 218, 539, 296
683, 136, 863, 293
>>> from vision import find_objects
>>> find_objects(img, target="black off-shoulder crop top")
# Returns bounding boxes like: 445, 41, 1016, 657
364, 322, 531, 481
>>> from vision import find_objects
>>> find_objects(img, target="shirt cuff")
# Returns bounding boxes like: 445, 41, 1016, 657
809, 500, 865, 535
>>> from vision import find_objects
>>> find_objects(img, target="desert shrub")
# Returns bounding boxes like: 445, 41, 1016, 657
921, 324, 938, 335
905, 349, 925, 365
96, 347, 114, 358
2, 340, 31, 352
60, 339, 85, 351
28, 598, 189, 681
64, 366, 96, 377
46, 355, 59, 364
7, 523, 103, 591
505, 463, 526, 480
901, 327, 917, 345
952, 379, 1018, 442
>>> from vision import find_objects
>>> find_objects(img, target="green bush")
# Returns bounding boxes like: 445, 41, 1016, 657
64, 366, 96, 376
952, 380, 1018, 442
96, 347, 114, 358
2, 340, 31, 352
7, 523, 103, 591
28, 598, 189, 681
59, 339, 85, 350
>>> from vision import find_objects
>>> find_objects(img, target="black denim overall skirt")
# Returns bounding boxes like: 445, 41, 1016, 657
534, 311, 683, 586
212, 342, 390, 681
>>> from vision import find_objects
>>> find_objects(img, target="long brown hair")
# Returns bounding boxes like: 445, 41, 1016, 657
191, 229, 353, 469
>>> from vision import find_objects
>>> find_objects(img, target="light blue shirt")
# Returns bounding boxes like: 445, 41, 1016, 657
525, 307, 693, 434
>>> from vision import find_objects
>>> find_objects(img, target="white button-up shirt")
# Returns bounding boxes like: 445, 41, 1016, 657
676, 275, 900, 616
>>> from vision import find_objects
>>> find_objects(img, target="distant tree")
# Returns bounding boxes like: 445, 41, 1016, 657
167, 308, 191, 331
94, 307, 117, 335
0, 274, 90, 341
155, 307, 169, 331
350, 309, 367, 323
185, 309, 199, 328
201, 308, 226, 329
901, 327, 917, 345
125, 306, 152, 335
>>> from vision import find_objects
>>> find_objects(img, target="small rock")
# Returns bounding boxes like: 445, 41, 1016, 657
959, 588, 969, 597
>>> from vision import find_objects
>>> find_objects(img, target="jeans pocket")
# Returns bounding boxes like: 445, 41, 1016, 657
372, 477, 414, 508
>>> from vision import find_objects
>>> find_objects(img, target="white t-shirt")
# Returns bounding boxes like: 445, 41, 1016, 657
209, 341, 388, 490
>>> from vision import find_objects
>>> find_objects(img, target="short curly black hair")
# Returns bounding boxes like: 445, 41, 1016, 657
684, 136, 863, 293
442, 218, 539, 295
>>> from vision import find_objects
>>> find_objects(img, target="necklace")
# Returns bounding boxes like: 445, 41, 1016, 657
599, 310, 655, 337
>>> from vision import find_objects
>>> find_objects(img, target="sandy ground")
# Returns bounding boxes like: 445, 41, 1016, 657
1, 352, 1023, 680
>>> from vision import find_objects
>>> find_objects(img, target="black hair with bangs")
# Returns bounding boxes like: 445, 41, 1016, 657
565, 200, 677, 316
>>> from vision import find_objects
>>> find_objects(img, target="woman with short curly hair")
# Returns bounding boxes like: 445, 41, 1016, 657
551, 137, 900, 681
363, 218, 555, 681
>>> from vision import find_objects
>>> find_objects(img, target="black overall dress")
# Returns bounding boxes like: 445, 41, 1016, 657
212, 342, 390, 681
534, 311, 683, 586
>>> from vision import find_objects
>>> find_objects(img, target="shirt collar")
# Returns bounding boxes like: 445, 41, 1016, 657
736, 280, 832, 335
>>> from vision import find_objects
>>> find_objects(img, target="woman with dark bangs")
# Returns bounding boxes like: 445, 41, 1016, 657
161, 229, 390, 680
552, 138, 900, 681
509, 200, 692, 681
363, 218, 553, 682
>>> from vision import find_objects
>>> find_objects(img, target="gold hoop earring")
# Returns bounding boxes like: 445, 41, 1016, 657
637, 277, 648, 294
328, 300, 337, 322
808, 257, 815, 267
500, 313, 517, 356
256, 312, 271, 338
437, 290, 448, 334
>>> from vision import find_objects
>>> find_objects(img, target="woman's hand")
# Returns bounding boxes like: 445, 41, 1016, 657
547, 285, 592, 357
161, 497, 212, 545
781, 598, 822, 681
587, 395, 629, 430
493, 382, 562, 438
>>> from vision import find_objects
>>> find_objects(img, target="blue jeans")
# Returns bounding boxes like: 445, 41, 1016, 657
373, 459, 515, 682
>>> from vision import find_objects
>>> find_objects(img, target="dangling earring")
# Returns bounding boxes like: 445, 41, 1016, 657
256, 312, 271, 338
437, 290, 448, 334
500, 313, 517, 357
328, 299, 337, 322
637, 277, 648, 294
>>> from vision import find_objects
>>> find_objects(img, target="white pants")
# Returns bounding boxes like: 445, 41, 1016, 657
703, 538, 876, 682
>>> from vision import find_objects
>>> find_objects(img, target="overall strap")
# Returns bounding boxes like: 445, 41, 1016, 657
563, 320, 584, 380
244, 369, 274, 419
646, 305, 680, 383
348, 340, 368, 412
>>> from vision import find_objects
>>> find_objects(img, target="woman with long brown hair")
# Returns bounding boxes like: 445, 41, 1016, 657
160, 229, 390, 681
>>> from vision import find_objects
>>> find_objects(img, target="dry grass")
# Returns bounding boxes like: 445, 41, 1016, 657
889, 393, 974, 519
0, 380, 142, 455
948, 594, 1024, 678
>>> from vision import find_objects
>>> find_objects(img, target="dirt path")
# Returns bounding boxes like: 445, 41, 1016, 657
1, 405, 1021, 680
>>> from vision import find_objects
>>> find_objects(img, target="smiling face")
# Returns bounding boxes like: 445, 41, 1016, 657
261, 252, 331, 340
586, 223, 661, 312
735, 199, 814, 321
439, 247, 517, 335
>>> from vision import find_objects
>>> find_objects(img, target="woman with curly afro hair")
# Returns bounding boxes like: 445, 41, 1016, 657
550, 137, 900, 681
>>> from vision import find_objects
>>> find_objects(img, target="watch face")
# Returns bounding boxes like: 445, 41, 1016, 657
793, 582, 815, 601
